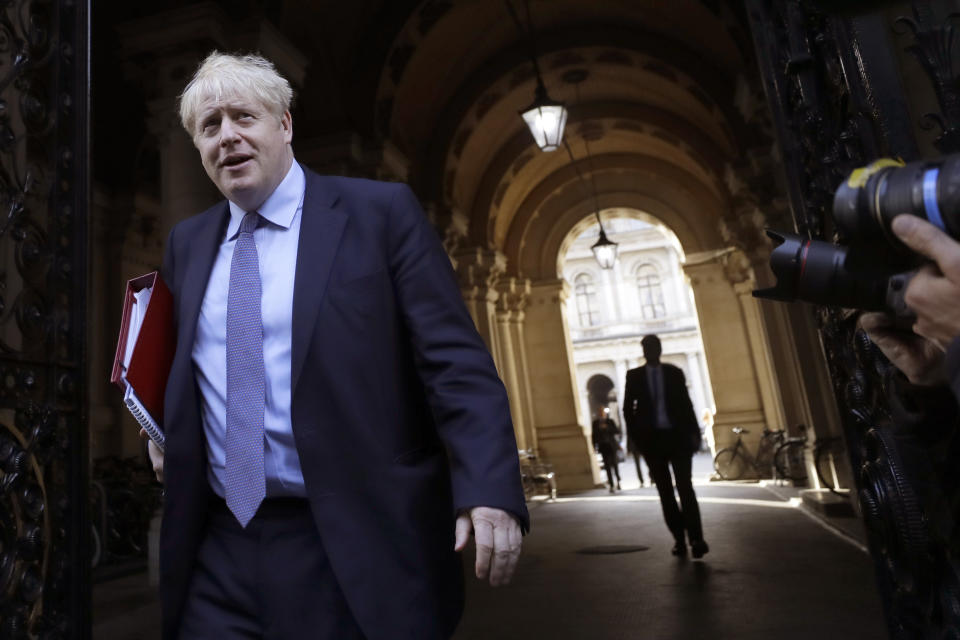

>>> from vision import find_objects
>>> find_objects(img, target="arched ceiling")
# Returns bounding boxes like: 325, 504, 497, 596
341, 0, 762, 277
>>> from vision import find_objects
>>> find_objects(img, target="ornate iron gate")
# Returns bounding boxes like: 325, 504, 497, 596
0, 0, 89, 637
746, 1, 960, 637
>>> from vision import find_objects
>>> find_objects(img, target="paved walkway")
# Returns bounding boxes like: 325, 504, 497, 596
94, 454, 885, 639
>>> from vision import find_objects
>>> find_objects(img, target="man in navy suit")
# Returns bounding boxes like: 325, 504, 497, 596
143, 51, 528, 640
623, 334, 707, 558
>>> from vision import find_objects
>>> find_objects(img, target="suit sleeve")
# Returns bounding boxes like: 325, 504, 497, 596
386, 183, 529, 532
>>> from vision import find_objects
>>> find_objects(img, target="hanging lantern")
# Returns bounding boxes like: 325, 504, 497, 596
520, 81, 568, 152
591, 223, 618, 269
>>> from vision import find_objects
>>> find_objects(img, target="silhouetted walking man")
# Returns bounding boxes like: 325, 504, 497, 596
624, 335, 708, 558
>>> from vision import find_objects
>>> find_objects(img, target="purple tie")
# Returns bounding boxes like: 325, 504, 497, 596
225, 211, 266, 527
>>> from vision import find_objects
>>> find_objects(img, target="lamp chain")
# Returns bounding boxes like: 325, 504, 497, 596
504, 0, 546, 84
562, 70, 604, 231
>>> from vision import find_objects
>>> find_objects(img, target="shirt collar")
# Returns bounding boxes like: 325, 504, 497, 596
226, 161, 305, 239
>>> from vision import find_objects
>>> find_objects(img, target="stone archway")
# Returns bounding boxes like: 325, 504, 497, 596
510, 200, 786, 490
365, 0, 791, 490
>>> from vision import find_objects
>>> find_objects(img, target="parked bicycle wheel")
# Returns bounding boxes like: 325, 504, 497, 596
814, 437, 845, 495
714, 447, 747, 480
774, 441, 807, 483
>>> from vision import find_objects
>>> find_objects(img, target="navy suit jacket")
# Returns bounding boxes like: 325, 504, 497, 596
623, 364, 701, 458
159, 166, 529, 640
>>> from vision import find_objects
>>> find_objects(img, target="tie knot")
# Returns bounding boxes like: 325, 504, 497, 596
239, 211, 259, 235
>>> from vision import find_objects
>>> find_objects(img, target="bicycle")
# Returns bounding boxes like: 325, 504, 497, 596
773, 424, 809, 484
813, 435, 846, 495
713, 426, 785, 480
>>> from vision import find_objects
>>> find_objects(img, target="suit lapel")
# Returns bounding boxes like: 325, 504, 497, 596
291, 169, 346, 393
179, 203, 229, 354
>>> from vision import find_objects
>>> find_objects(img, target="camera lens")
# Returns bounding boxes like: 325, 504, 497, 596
753, 230, 888, 310
833, 156, 960, 247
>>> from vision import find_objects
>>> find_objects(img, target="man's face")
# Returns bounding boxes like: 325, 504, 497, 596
194, 93, 293, 212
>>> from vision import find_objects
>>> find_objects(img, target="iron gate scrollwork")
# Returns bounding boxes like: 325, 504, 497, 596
746, 0, 960, 637
0, 0, 89, 638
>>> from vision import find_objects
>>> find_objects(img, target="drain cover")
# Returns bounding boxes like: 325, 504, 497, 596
575, 545, 649, 555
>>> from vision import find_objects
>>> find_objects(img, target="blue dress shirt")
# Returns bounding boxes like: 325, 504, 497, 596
193, 162, 306, 498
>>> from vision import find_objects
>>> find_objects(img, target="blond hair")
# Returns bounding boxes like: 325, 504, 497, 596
178, 51, 293, 137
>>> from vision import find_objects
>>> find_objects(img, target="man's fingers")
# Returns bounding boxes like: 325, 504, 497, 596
504, 523, 522, 583
473, 519, 494, 580
488, 521, 512, 586
892, 215, 960, 279
453, 513, 472, 552
139, 428, 149, 440
146, 440, 164, 482
463, 507, 523, 585
494, 521, 522, 587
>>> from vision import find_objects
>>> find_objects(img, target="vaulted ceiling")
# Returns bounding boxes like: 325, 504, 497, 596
97, 0, 774, 279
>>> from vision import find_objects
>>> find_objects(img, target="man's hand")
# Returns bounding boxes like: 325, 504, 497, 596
454, 506, 521, 587
860, 312, 945, 386
139, 428, 164, 482
891, 214, 960, 349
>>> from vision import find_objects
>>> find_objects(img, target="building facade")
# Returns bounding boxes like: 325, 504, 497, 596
561, 214, 715, 447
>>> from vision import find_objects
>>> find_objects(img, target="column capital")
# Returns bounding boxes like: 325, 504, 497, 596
721, 249, 756, 290
682, 249, 756, 291
454, 247, 506, 300
530, 278, 571, 304
496, 277, 532, 318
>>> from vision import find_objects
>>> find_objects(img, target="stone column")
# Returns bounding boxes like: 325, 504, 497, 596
495, 277, 536, 452
726, 252, 787, 436
525, 279, 602, 491
684, 351, 708, 423
684, 257, 772, 455
454, 247, 505, 366
721, 183, 847, 481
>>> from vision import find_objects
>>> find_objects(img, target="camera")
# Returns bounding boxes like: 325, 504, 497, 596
753, 155, 960, 316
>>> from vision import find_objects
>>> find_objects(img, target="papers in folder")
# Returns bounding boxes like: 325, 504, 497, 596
110, 271, 175, 451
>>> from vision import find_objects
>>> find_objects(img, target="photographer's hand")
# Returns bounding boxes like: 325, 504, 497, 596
891, 214, 960, 350
860, 312, 945, 386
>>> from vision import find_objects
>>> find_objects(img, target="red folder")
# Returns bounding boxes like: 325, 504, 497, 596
111, 271, 175, 447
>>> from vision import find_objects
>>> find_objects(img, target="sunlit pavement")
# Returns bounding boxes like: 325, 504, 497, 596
454, 453, 882, 640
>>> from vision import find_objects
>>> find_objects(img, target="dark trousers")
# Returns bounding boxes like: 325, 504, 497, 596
179, 497, 366, 639
599, 448, 620, 487
645, 450, 704, 544
630, 451, 646, 485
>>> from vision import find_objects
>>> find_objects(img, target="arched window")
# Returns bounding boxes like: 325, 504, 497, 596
574, 273, 600, 326
635, 263, 666, 319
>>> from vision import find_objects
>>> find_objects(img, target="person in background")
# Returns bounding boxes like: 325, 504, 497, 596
592, 407, 622, 493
